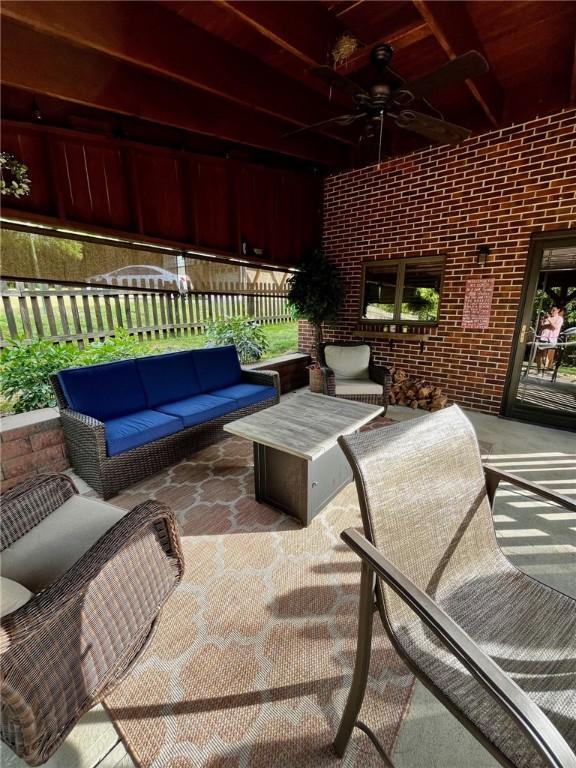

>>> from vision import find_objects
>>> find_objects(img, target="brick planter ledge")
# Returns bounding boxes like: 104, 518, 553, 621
1, 408, 69, 492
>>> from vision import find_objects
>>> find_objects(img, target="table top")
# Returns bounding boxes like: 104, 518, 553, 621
223, 392, 383, 460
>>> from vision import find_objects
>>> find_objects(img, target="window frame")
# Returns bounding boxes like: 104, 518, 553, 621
358, 254, 446, 327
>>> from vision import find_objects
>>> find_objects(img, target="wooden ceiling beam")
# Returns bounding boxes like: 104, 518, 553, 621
336, 21, 430, 75
0, 0, 354, 144
217, 0, 345, 67
411, 0, 503, 126
0, 21, 347, 166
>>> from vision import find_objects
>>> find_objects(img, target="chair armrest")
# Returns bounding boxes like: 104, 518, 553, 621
241, 368, 281, 400
369, 364, 392, 390
1, 474, 77, 551
484, 465, 576, 512
320, 365, 335, 380
341, 527, 576, 768
0, 499, 184, 652
61, 408, 105, 431
318, 366, 335, 396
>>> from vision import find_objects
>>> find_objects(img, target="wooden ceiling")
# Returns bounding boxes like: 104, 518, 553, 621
2, 0, 575, 170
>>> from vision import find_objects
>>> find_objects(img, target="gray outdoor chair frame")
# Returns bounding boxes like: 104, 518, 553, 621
334, 407, 576, 768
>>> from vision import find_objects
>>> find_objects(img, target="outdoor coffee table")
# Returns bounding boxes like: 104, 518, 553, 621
223, 391, 383, 525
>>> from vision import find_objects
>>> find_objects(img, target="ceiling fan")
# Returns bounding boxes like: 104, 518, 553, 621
287, 43, 489, 157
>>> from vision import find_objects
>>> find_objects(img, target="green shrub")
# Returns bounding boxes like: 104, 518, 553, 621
204, 316, 268, 363
0, 330, 141, 413
81, 328, 139, 365
1, 338, 79, 413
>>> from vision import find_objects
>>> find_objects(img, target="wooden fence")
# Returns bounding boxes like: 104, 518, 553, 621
0, 282, 291, 347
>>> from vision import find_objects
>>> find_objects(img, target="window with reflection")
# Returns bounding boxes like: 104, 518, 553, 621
360, 256, 444, 325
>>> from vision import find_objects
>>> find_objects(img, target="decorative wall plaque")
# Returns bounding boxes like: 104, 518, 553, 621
461, 278, 495, 330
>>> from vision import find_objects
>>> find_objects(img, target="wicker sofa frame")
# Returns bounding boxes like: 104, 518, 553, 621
0, 473, 184, 766
51, 368, 280, 499
318, 341, 391, 414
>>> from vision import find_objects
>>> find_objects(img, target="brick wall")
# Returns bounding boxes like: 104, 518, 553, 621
300, 109, 576, 414
1, 409, 69, 491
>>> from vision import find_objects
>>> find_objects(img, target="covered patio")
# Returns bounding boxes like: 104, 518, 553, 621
1, 2, 575, 768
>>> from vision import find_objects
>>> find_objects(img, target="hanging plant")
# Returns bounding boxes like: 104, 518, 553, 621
0, 152, 31, 198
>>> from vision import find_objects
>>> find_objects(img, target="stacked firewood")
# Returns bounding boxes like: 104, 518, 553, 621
388, 368, 448, 411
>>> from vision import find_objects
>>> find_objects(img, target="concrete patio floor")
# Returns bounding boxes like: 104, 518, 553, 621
2, 405, 574, 768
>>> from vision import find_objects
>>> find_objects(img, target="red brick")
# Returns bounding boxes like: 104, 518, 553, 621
309, 109, 576, 415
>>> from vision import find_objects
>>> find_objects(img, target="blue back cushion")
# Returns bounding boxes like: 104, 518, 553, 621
136, 352, 201, 407
58, 360, 146, 421
192, 346, 243, 392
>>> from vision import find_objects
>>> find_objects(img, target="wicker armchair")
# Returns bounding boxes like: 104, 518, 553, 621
318, 342, 391, 414
335, 407, 576, 768
0, 474, 184, 766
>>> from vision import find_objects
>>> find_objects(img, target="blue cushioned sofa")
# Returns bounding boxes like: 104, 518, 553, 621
51, 345, 280, 498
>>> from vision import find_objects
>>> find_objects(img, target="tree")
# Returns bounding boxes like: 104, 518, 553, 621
287, 250, 345, 359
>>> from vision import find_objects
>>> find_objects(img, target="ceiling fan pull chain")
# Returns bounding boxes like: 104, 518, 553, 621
378, 110, 384, 165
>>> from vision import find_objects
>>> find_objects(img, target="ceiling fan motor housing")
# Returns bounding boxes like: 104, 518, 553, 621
370, 43, 394, 69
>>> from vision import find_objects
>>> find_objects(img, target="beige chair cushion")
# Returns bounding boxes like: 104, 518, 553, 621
0, 495, 128, 592
0, 576, 33, 618
324, 344, 370, 380
335, 379, 383, 396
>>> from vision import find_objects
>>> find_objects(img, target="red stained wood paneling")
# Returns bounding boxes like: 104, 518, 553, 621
1, 120, 322, 266
1, 127, 55, 215
54, 139, 131, 228
129, 149, 188, 241
186, 155, 235, 252
236, 162, 276, 260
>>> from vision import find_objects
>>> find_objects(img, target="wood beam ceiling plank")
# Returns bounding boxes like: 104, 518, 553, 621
411, 0, 503, 126
336, 21, 430, 75
0, 21, 346, 166
218, 0, 345, 67
0, 0, 353, 143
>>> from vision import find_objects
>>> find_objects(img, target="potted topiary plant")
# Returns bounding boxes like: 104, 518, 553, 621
287, 249, 345, 391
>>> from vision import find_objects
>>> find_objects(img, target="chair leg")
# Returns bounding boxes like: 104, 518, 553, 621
334, 561, 376, 757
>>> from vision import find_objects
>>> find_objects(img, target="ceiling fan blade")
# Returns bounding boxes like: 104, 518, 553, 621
310, 65, 368, 99
395, 110, 471, 145
282, 113, 366, 138
404, 51, 489, 100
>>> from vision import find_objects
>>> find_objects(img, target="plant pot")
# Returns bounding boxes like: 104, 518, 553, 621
309, 366, 324, 394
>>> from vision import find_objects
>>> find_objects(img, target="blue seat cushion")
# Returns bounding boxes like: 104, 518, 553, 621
58, 360, 147, 422
157, 394, 237, 428
136, 352, 201, 407
191, 346, 242, 392
104, 410, 183, 456
209, 383, 277, 410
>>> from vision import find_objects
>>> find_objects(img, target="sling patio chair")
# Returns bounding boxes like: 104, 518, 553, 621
334, 406, 576, 768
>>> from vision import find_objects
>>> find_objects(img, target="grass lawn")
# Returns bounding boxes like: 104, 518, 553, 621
126, 321, 298, 361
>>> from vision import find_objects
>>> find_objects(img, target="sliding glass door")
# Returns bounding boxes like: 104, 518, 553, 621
503, 231, 576, 430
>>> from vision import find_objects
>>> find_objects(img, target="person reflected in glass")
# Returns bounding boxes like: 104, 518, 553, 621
536, 305, 564, 374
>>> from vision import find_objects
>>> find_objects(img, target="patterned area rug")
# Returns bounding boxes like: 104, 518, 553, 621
105, 419, 414, 767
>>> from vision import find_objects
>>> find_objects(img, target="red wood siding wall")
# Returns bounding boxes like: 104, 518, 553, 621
299, 108, 576, 414
1, 121, 322, 267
